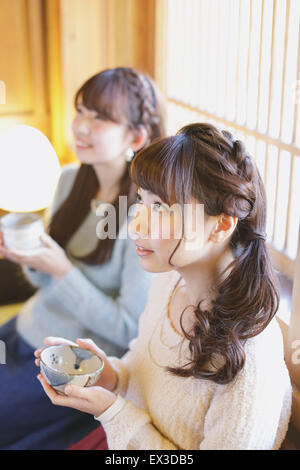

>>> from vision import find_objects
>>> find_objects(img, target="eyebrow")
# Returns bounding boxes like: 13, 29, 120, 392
139, 189, 166, 204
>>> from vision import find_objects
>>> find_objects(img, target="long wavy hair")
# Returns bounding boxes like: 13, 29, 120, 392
130, 122, 279, 384
49, 67, 166, 264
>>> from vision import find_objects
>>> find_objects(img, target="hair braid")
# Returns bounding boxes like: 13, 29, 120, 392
120, 68, 164, 143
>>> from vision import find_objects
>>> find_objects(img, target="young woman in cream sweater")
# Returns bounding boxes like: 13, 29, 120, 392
36, 123, 292, 450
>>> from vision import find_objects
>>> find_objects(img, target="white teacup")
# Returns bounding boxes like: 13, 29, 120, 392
0, 212, 45, 251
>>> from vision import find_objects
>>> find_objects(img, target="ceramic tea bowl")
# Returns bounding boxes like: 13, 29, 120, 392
1, 212, 44, 250
40, 345, 104, 394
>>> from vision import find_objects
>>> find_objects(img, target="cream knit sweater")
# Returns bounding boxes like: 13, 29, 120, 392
96, 271, 292, 450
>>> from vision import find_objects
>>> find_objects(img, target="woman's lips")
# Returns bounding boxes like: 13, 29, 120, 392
135, 243, 154, 257
75, 140, 93, 150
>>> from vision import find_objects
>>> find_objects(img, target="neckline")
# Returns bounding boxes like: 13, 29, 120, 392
159, 272, 186, 341
147, 272, 188, 368
165, 275, 185, 339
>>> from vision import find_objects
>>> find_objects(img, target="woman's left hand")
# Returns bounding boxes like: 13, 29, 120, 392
0, 232, 73, 280
37, 374, 117, 417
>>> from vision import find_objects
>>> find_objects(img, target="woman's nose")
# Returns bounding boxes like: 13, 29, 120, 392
128, 205, 150, 239
73, 116, 92, 136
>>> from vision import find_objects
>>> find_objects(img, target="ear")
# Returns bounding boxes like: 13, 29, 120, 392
130, 126, 148, 152
209, 214, 238, 243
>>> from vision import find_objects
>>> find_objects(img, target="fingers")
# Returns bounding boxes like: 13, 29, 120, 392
37, 374, 82, 407
76, 338, 106, 359
34, 348, 43, 367
0, 244, 34, 264
64, 384, 91, 399
34, 348, 43, 358
37, 374, 89, 410
44, 336, 78, 347
0, 244, 20, 263
37, 374, 59, 401
34, 339, 78, 367
0, 229, 27, 261
40, 233, 58, 248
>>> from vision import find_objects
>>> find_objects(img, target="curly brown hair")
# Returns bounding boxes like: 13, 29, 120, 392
49, 67, 166, 264
130, 122, 279, 384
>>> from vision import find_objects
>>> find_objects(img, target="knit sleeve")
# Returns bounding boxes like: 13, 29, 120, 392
22, 265, 51, 289
21, 164, 79, 290
96, 398, 178, 450
46, 239, 153, 350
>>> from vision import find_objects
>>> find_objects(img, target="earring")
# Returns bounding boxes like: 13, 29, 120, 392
125, 148, 134, 162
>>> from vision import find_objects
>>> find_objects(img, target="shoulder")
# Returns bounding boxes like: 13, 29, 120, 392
51, 163, 80, 213
210, 318, 290, 397
244, 317, 285, 366
234, 317, 290, 393
58, 163, 80, 187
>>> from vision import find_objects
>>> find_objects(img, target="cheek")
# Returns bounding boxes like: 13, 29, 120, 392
91, 127, 105, 146
150, 212, 183, 240
151, 238, 181, 268
137, 242, 175, 274
150, 214, 183, 264
171, 243, 200, 267
71, 118, 78, 134
93, 128, 124, 153
166, 241, 187, 267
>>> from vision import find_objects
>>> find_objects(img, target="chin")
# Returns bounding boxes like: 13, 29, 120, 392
75, 147, 98, 163
75, 154, 96, 165
138, 258, 173, 274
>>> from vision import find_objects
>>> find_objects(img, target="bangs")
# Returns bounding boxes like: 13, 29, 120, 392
74, 70, 129, 126
130, 135, 195, 206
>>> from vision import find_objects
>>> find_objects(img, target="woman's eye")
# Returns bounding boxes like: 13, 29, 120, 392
135, 193, 143, 204
153, 202, 164, 212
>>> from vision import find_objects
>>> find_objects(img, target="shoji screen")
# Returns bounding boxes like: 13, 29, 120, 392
156, 0, 300, 278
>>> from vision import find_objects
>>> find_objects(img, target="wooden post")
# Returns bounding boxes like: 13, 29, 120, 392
107, 0, 155, 77
45, 0, 67, 163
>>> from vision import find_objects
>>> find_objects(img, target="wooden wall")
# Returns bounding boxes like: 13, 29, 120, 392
0, 0, 49, 134
58, 0, 156, 160
106, 0, 155, 74
0, 0, 156, 164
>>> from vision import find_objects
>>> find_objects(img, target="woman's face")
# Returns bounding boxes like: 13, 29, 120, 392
72, 104, 132, 165
128, 188, 216, 273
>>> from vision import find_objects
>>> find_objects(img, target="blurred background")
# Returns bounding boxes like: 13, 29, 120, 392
0, 0, 299, 303
0, 0, 156, 162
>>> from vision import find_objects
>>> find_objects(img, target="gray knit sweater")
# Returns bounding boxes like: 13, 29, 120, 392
16, 164, 154, 357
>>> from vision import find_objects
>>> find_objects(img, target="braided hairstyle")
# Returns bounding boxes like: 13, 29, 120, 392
49, 67, 166, 264
111, 67, 165, 143
130, 122, 279, 384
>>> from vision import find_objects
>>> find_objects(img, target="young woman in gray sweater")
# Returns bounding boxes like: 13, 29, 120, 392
0, 67, 166, 449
